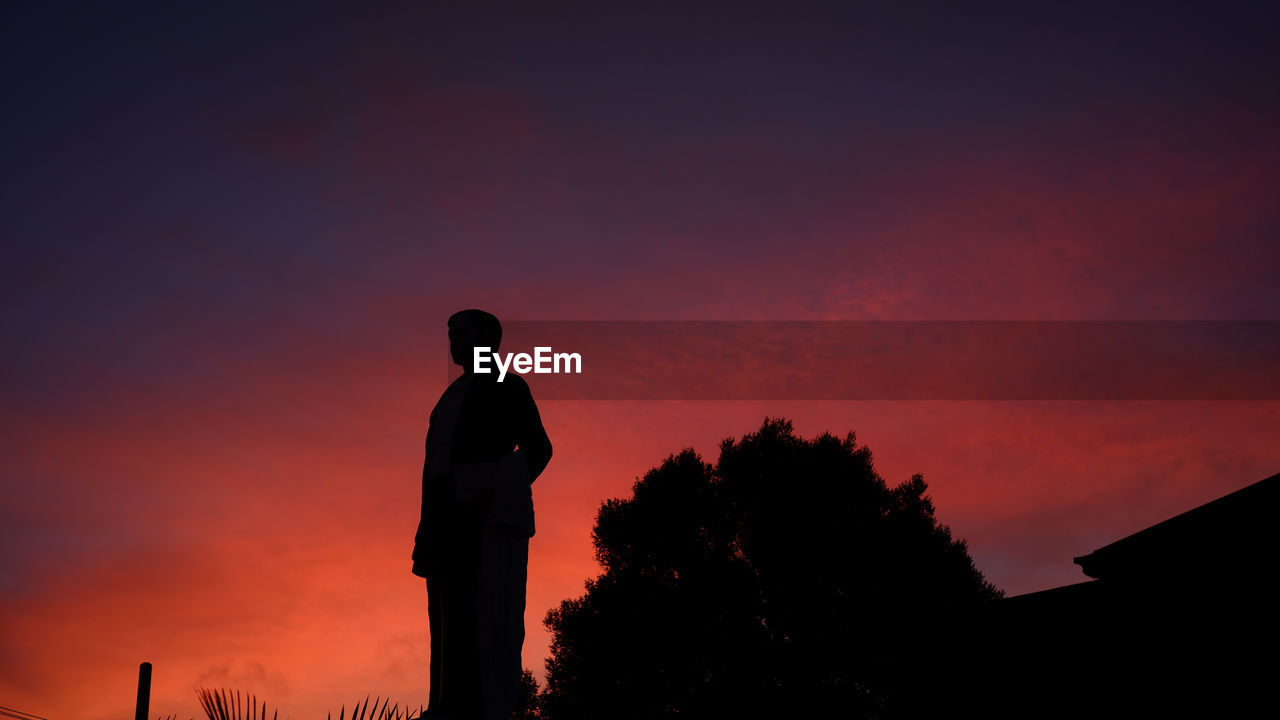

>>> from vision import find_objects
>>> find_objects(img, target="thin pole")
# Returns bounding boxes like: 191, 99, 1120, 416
135, 662, 152, 720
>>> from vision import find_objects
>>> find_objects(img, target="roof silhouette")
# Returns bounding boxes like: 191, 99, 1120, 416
1073, 471, 1280, 583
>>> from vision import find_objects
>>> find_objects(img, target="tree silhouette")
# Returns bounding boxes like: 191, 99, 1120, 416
512, 669, 541, 720
540, 418, 1000, 719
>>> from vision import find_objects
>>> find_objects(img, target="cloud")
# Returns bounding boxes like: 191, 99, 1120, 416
196, 660, 292, 698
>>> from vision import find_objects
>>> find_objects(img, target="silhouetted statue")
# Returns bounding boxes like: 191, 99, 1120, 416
413, 309, 552, 720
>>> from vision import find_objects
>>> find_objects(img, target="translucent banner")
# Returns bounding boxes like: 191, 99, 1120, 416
447, 321, 1280, 400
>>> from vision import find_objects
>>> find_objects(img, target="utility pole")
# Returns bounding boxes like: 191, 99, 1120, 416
135, 662, 152, 720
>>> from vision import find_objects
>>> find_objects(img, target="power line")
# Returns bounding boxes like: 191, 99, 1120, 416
0, 707, 49, 720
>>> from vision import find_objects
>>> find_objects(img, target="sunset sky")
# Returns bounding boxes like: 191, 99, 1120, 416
3, 2, 1279, 718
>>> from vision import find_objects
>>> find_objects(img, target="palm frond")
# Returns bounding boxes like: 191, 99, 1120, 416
195, 689, 276, 720
331, 697, 421, 720
195, 688, 424, 720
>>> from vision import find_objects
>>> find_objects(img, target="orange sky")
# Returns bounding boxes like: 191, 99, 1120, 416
4, 392, 1278, 719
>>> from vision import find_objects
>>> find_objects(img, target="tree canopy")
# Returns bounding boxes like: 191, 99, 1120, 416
540, 418, 1001, 719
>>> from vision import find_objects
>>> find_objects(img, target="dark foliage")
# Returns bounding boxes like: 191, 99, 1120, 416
193, 688, 422, 720
513, 669, 541, 720
540, 418, 1001, 719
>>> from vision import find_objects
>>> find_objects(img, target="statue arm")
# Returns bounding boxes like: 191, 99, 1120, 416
513, 379, 552, 481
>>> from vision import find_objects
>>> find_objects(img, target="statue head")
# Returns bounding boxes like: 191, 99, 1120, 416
448, 308, 502, 372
